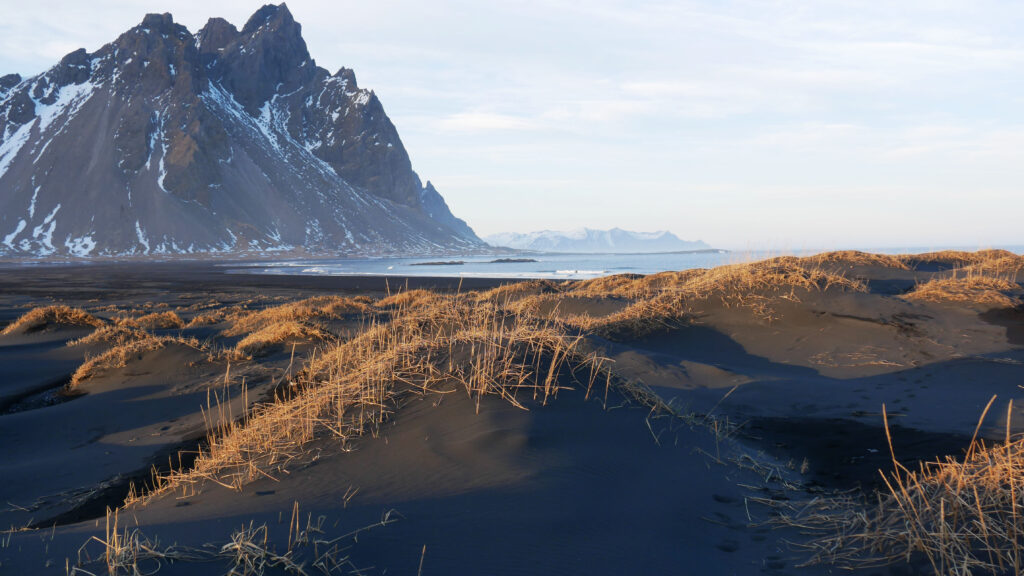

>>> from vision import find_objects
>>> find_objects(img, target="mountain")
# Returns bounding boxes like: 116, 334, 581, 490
0, 4, 481, 258
485, 228, 712, 253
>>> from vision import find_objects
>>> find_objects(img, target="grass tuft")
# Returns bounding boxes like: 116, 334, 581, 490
120, 310, 185, 330
904, 257, 1022, 308
1, 305, 104, 335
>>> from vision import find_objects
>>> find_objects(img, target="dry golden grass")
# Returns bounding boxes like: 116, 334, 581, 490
571, 273, 645, 297
591, 292, 693, 338
70, 331, 205, 386
71, 337, 169, 386
683, 256, 866, 297
138, 293, 631, 500
185, 309, 229, 327
902, 249, 1023, 270
478, 255, 866, 340
120, 310, 185, 330
807, 250, 910, 270
222, 296, 370, 337
777, 400, 1024, 576
579, 257, 866, 337
574, 270, 703, 299
1, 305, 104, 335
472, 279, 566, 303
234, 320, 330, 357
471, 255, 868, 339
906, 275, 1020, 307
72, 504, 392, 576
904, 256, 1023, 308
220, 296, 371, 357
68, 324, 151, 347
374, 289, 440, 310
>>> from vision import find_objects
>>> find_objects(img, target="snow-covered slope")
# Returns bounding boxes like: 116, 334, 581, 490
485, 228, 711, 253
0, 5, 480, 258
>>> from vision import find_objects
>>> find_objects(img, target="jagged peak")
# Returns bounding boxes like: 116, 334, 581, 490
140, 13, 176, 31
204, 16, 236, 29
209, 2, 314, 112
333, 67, 358, 90
58, 49, 90, 66
242, 3, 294, 35
197, 17, 240, 54
0, 74, 21, 91
118, 12, 192, 48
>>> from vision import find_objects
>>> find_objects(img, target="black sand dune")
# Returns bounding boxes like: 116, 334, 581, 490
0, 252, 1021, 575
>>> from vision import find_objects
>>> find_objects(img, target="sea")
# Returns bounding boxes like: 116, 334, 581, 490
232, 245, 1024, 281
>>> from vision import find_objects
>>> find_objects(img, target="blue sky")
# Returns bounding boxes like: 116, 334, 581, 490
2, 1, 1022, 250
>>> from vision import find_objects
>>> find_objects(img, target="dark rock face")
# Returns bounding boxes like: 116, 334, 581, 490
0, 3, 480, 257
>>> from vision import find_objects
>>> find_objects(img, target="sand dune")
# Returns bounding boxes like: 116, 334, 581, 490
0, 251, 1022, 575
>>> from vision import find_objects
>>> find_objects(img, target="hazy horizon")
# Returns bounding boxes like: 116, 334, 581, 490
2, 0, 1022, 251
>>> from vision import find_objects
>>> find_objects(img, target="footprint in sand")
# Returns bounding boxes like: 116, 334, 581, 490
715, 539, 740, 553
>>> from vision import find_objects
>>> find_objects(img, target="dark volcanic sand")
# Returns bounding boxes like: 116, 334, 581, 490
0, 259, 1020, 575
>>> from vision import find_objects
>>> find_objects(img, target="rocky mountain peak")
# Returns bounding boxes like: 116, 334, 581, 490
333, 67, 358, 90
197, 18, 240, 56
208, 3, 316, 113
0, 74, 20, 91
140, 13, 177, 32
241, 3, 296, 35
0, 4, 480, 258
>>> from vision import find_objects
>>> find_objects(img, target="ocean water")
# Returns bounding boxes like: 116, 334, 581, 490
234, 245, 1024, 281
234, 251, 737, 280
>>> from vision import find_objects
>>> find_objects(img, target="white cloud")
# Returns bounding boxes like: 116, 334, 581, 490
437, 112, 539, 133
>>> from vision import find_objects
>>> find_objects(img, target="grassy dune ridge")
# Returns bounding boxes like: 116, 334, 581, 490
2, 249, 1023, 575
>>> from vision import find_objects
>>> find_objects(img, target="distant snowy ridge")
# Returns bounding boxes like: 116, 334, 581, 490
485, 228, 712, 253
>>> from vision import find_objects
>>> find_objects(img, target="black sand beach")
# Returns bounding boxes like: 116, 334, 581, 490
1, 251, 1022, 575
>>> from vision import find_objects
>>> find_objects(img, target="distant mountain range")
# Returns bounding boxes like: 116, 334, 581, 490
484, 228, 712, 253
0, 4, 481, 258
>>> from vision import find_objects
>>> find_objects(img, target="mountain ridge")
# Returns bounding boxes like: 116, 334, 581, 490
485, 228, 712, 253
0, 4, 481, 259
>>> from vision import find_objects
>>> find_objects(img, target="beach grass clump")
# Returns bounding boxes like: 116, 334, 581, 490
71, 332, 205, 386
574, 270, 702, 300
590, 291, 693, 338
905, 259, 1022, 308
807, 250, 910, 270
473, 279, 566, 303
120, 310, 186, 330
1, 305, 104, 335
234, 320, 330, 357
906, 275, 1020, 307
185, 309, 229, 327
374, 289, 441, 310
572, 256, 866, 337
789, 401, 1024, 576
222, 296, 371, 338
68, 324, 152, 347
679, 256, 867, 300
571, 273, 646, 297
902, 249, 1022, 271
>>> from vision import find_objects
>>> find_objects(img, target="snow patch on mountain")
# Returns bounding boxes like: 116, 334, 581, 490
34, 81, 96, 134
3, 220, 27, 249
0, 121, 33, 180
